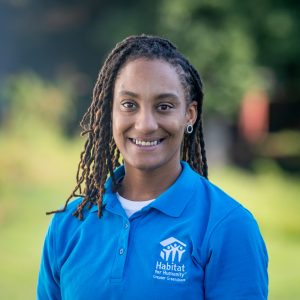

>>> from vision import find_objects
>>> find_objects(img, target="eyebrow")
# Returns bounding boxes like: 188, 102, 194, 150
119, 90, 180, 101
119, 90, 139, 98
155, 93, 180, 101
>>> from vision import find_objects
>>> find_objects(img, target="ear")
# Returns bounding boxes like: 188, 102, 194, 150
185, 101, 198, 125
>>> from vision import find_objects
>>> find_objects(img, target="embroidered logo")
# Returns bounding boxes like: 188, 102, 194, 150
153, 237, 187, 283
160, 237, 186, 263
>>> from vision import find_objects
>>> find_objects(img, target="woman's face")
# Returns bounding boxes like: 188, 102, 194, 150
112, 58, 197, 173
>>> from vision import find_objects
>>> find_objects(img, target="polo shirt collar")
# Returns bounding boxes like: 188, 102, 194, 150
148, 161, 200, 217
90, 161, 201, 218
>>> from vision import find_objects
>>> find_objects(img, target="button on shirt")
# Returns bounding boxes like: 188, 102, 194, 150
37, 162, 268, 300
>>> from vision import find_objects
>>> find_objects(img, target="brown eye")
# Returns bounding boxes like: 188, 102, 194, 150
157, 103, 173, 111
121, 101, 136, 110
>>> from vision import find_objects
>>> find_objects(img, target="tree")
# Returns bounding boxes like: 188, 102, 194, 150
158, 0, 300, 117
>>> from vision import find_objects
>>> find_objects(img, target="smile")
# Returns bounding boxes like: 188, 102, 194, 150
129, 138, 164, 147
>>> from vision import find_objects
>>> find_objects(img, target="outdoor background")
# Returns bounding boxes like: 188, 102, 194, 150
0, 0, 300, 299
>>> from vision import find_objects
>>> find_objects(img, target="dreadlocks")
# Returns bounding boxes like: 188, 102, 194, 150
47, 34, 208, 220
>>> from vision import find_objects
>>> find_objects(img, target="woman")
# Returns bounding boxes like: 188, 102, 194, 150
37, 35, 268, 299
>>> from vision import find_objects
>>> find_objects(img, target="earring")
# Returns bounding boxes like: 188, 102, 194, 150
186, 123, 193, 134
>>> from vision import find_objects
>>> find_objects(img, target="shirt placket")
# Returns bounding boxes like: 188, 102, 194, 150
110, 218, 130, 283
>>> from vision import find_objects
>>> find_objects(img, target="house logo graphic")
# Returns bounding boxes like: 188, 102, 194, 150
153, 237, 187, 282
159, 237, 186, 263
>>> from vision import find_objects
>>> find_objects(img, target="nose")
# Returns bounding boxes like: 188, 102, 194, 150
134, 108, 158, 133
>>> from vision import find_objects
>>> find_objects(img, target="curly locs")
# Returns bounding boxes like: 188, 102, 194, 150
47, 34, 208, 220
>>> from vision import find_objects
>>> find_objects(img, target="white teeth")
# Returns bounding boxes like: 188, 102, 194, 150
132, 139, 160, 147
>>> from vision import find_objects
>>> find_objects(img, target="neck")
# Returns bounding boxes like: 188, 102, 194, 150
118, 161, 182, 201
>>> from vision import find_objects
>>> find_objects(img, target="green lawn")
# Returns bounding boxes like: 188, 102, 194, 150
1, 132, 300, 299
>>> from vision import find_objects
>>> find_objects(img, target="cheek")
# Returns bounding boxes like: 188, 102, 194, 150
112, 114, 120, 141
112, 121, 121, 143
164, 118, 186, 136
112, 115, 129, 142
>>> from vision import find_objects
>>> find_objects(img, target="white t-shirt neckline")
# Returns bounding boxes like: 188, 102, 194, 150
116, 192, 155, 218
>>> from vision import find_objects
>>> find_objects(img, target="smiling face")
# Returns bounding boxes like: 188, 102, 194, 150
112, 58, 197, 173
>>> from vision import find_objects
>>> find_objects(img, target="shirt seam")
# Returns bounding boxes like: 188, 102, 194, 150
205, 204, 244, 249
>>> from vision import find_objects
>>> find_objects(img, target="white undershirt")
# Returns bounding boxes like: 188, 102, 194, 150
116, 193, 155, 218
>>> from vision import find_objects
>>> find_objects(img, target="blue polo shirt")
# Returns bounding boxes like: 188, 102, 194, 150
37, 162, 268, 299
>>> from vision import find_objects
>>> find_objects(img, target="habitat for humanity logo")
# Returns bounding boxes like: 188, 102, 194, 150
153, 237, 187, 283
160, 237, 186, 263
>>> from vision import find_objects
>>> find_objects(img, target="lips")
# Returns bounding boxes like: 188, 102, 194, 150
129, 138, 165, 147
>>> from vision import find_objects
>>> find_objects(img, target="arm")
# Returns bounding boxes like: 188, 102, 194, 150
204, 207, 268, 300
37, 217, 61, 300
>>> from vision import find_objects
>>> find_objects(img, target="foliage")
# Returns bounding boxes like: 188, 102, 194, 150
1, 0, 299, 119
157, 0, 265, 116
158, 0, 300, 116
0, 73, 75, 135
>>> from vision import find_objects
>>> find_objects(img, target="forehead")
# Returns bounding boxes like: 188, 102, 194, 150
114, 58, 184, 96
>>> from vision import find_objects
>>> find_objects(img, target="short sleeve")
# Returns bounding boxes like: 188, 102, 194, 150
204, 207, 268, 300
37, 216, 61, 300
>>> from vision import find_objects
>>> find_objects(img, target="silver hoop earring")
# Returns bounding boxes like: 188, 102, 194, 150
186, 123, 193, 134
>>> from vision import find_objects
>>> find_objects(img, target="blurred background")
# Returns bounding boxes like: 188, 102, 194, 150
0, 0, 299, 299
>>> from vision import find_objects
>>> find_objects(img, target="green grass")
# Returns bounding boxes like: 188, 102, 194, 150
1, 130, 300, 299
0, 130, 81, 300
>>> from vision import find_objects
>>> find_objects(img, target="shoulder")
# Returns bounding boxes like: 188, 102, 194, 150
196, 180, 269, 299
47, 197, 89, 244
45, 197, 99, 262
201, 177, 255, 227
208, 204, 264, 246
197, 179, 267, 258
51, 197, 82, 225
190, 173, 265, 248
191, 174, 244, 224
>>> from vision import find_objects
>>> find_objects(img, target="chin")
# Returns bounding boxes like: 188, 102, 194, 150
125, 159, 166, 172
